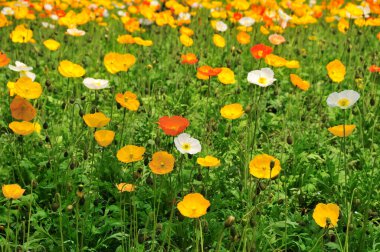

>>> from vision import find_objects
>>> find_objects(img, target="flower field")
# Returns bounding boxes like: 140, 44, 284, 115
0, 0, 379, 251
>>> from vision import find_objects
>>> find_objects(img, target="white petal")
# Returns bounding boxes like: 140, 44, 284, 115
326, 92, 339, 107
188, 140, 202, 154
260, 68, 274, 79
25, 72, 36, 81
247, 70, 261, 84
177, 133, 190, 144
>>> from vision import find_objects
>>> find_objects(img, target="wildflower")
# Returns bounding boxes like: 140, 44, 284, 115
116, 183, 135, 192
285, 60, 300, 69
10, 96, 36, 121
247, 68, 276, 87
66, 28, 86, 36
149, 151, 175, 175
0, 52, 10, 67
197, 156, 221, 168
369, 65, 380, 73
197, 66, 222, 77
115, 91, 140, 111
249, 154, 281, 179
158, 116, 190, 136
290, 74, 310, 91
177, 193, 210, 218
43, 39, 61, 51
117, 34, 135, 44
94, 130, 115, 147
218, 67, 236, 84
236, 31, 250, 45
213, 34, 226, 48
250, 44, 272, 59
326, 59, 346, 83
326, 90, 360, 109
215, 21, 228, 32
268, 34, 286, 45
117, 145, 146, 163
180, 34, 193, 47
9, 121, 36, 136
312, 203, 340, 228
220, 103, 244, 120
181, 53, 198, 64
83, 78, 109, 90
328, 125, 356, 137
134, 37, 153, 47
10, 24, 35, 43
174, 133, 201, 155
82, 112, 110, 128
2, 184, 25, 199
180, 27, 194, 36
104, 52, 136, 74
9, 61, 36, 81
239, 17, 255, 27
14, 77, 42, 99
58, 60, 86, 78
265, 54, 287, 67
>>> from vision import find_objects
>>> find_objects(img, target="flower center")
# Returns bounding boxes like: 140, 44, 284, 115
182, 143, 191, 151
160, 162, 165, 168
258, 77, 267, 85
338, 98, 350, 107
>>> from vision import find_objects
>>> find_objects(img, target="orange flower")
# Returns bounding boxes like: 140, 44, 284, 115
326, 59, 346, 83
290, 74, 310, 91
14, 77, 42, 99
328, 125, 356, 137
369, 65, 380, 73
104, 52, 136, 74
197, 66, 222, 77
265, 54, 287, 67
116, 183, 135, 192
0, 52, 11, 67
177, 193, 210, 218
249, 154, 281, 179
268, 34, 286, 45
181, 53, 198, 64
250, 44, 273, 59
10, 96, 37, 121
9, 121, 36, 135
94, 130, 115, 147
115, 91, 140, 111
236, 31, 250, 45
149, 151, 175, 175
117, 145, 146, 163
2, 184, 25, 199
312, 203, 340, 228
158, 116, 190, 136
82, 112, 110, 128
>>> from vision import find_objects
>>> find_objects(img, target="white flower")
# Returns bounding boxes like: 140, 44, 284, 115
247, 68, 276, 87
239, 17, 255, 27
117, 10, 126, 17
42, 22, 56, 29
50, 14, 59, 20
83, 78, 109, 90
44, 4, 53, 11
215, 21, 228, 32
178, 12, 191, 21
1, 7, 14, 16
326, 90, 360, 109
174, 133, 201, 155
9, 61, 36, 81
66, 28, 86, 36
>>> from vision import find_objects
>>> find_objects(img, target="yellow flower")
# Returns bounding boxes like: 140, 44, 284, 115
104, 52, 136, 74
265, 54, 287, 67
213, 34, 226, 48
197, 156, 221, 168
133, 37, 153, 47
326, 59, 346, 83
285, 60, 300, 69
180, 26, 194, 36
9, 121, 36, 136
58, 60, 86, 78
177, 193, 210, 218
260, 25, 270, 35
94, 130, 115, 147
220, 103, 244, 120
116, 183, 135, 192
236, 31, 250, 45
338, 18, 349, 33
7, 81, 16, 96
312, 203, 340, 228
117, 34, 135, 44
14, 77, 42, 99
249, 154, 281, 179
82, 112, 110, 128
10, 24, 35, 43
43, 39, 61, 51
180, 34, 193, 47
117, 145, 146, 164
328, 125, 356, 137
2, 184, 25, 199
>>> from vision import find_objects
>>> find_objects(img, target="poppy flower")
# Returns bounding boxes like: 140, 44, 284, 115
326, 90, 360, 109
174, 133, 202, 154
328, 125, 356, 137
9, 121, 36, 136
220, 103, 244, 120
285, 60, 300, 69
181, 53, 198, 64
117, 145, 146, 163
218, 67, 236, 84
236, 31, 250, 45
82, 112, 110, 128
158, 116, 189, 136
177, 193, 210, 218
43, 39, 60, 51
179, 26, 194, 36
312, 203, 340, 228
83, 78, 109, 90
268, 34, 286, 45
197, 156, 221, 168
290, 74, 310, 91
116, 183, 135, 192
104, 52, 136, 74
247, 68, 276, 87
264, 54, 287, 67
10, 24, 35, 43
14, 77, 42, 99
369, 65, 380, 73
250, 44, 273, 59
197, 66, 222, 77
326, 59, 346, 83
115, 91, 140, 111
149, 151, 175, 175
249, 154, 281, 179
215, 21, 228, 32
58, 60, 86, 78
239, 17, 255, 27
117, 34, 135, 44
66, 28, 86, 36
213, 34, 226, 48
2, 184, 25, 199
179, 34, 193, 47
0, 52, 10, 67
134, 37, 153, 47
10, 96, 36, 121
94, 130, 115, 147
9, 61, 36, 81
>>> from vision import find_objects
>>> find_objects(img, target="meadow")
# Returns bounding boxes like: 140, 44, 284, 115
0, 0, 379, 251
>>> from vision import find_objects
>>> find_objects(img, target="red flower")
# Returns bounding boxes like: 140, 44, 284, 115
158, 116, 190, 136
250, 44, 273, 59
369, 65, 380, 73
197, 66, 222, 77
233, 12, 243, 21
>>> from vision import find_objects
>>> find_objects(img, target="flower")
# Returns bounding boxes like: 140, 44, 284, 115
265, 54, 287, 67
104, 52, 136, 74
285, 60, 300, 69
158, 116, 190, 136
218, 67, 236, 84
326, 59, 346, 83
249, 154, 281, 179
213, 34, 226, 48
268, 34, 286, 45
9, 61, 36, 81
9, 121, 36, 135
10, 96, 36, 121
197, 66, 222, 77
58, 60, 86, 78
116, 183, 135, 192
312, 203, 340, 228
10, 24, 35, 43
180, 34, 194, 47
236, 31, 250, 45
215, 21, 228, 32
83, 78, 109, 90
181, 53, 198, 64
117, 34, 135, 44
326, 90, 360, 109
177, 193, 210, 218
115, 91, 140, 111
2, 184, 25, 199
220, 103, 244, 120
250, 44, 273, 59
66, 28, 86, 36
290, 74, 310, 91
197, 156, 221, 167
149, 151, 175, 175
180, 26, 194, 36
239, 17, 255, 27
14, 77, 42, 99
117, 145, 146, 163
0, 52, 11, 67
328, 125, 356, 137
247, 68, 276, 87
94, 130, 115, 147
43, 39, 60, 51
369, 65, 380, 73
174, 133, 202, 154
82, 112, 110, 128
